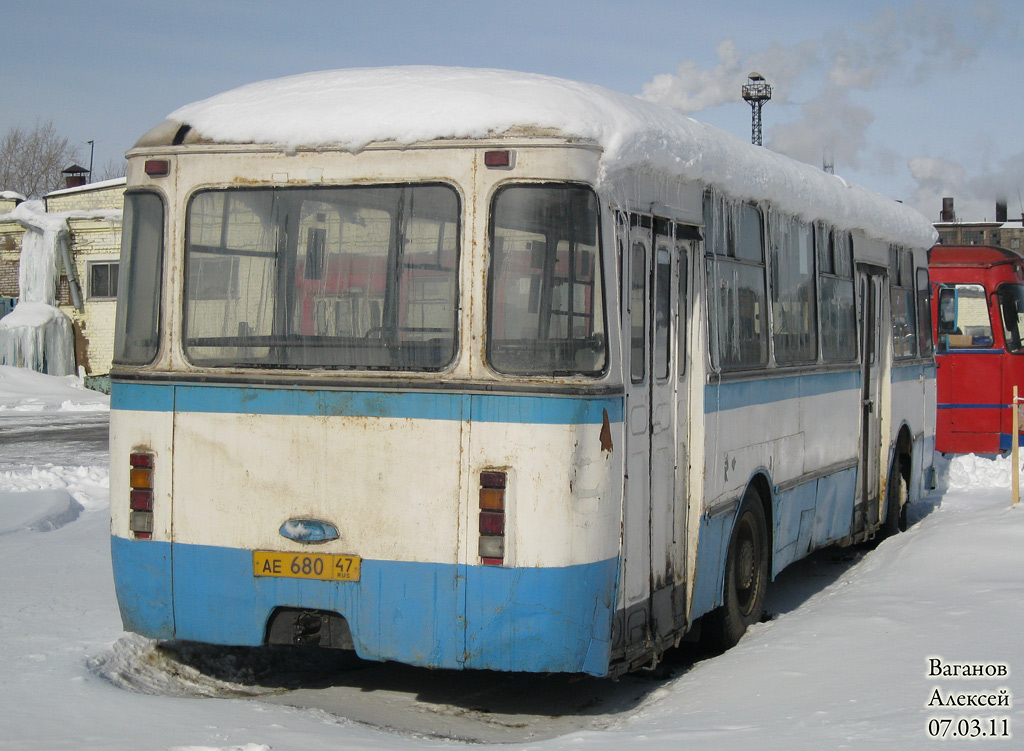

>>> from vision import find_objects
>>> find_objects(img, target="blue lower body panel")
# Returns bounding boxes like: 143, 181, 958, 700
111, 536, 618, 675
998, 433, 1024, 451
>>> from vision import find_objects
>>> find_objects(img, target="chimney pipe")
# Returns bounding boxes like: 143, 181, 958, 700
996, 200, 1008, 223
60, 164, 89, 191
940, 197, 956, 222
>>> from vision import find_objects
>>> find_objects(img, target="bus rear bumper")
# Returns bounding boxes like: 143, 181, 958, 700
110, 535, 618, 676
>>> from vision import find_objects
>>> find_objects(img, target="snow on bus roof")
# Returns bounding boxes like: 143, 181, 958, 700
167, 66, 937, 249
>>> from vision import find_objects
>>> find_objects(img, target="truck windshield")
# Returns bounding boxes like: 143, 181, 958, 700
998, 283, 1024, 353
182, 184, 460, 371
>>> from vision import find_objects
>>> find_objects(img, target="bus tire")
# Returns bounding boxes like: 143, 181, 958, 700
883, 456, 908, 537
706, 487, 768, 650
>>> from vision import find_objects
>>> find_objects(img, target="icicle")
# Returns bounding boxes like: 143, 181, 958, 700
0, 205, 77, 377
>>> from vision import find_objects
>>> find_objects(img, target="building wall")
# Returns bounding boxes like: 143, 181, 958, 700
45, 179, 126, 213
0, 221, 23, 298
935, 223, 1024, 250
61, 215, 123, 375
0, 181, 125, 377
47, 182, 125, 375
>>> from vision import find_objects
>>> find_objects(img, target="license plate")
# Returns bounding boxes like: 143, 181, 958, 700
252, 551, 361, 582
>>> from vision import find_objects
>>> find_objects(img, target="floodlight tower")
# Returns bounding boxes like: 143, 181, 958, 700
741, 72, 772, 146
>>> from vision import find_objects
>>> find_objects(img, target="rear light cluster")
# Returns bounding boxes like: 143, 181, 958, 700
129, 452, 155, 539
478, 470, 507, 565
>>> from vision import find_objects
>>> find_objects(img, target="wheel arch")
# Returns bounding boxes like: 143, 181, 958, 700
890, 422, 914, 488
744, 470, 775, 580
689, 469, 774, 623
883, 421, 915, 536
700, 470, 773, 650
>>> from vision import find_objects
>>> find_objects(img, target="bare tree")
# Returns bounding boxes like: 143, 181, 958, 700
0, 119, 80, 198
96, 157, 128, 182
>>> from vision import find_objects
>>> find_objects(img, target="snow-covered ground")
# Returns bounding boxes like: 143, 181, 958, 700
0, 365, 1020, 750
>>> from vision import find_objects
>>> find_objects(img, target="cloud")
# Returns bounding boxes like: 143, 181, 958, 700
769, 88, 874, 169
642, 3, 983, 154
639, 38, 819, 114
909, 154, 1024, 222
638, 1, 1018, 220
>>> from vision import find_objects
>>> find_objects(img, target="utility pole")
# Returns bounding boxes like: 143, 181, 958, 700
741, 73, 772, 146
87, 140, 94, 183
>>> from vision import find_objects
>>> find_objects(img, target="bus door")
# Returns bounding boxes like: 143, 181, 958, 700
622, 214, 686, 652
936, 283, 1002, 444
856, 265, 887, 533
650, 221, 692, 641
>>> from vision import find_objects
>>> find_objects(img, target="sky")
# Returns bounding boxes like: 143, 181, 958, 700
1, 0, 1021, 223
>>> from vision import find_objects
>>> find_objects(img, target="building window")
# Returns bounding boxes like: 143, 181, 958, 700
89, 261, 119, 299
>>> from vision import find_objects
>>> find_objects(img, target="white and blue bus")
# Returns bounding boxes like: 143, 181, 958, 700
110, 68, 937, 677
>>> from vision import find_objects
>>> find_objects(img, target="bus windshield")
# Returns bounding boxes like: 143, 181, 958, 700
182, 184, 460, 371
998, 283, 1024, 353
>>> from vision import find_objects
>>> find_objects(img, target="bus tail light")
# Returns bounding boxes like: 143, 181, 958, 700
479, 470, 506, 565
484, 150, 514, 169
144, 159, 170, 177
129, 452, 155, 539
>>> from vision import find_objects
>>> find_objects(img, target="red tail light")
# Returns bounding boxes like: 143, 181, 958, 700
479, 511, 505, 535
144, 159, 170, 177
129, 452, 155, 539
484, 150, 514, 169
478, 470, 507, 565
130, 490, 153, 512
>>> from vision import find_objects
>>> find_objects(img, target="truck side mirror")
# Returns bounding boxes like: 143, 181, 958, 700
937, 287, 958, 334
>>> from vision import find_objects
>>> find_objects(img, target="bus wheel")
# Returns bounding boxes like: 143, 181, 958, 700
707, 487, 768, 650
883, 456, 909, 537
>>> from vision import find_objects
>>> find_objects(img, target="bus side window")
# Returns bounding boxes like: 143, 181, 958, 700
629, 241, 647, 383
817, 228, 857, 363
707, 198, 768, 370
916, 267, 934, 357
889, 246, 917, 360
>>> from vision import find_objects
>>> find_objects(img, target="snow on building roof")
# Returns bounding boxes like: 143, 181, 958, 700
0, 200, 122, 233
161, 66, 936, 249
45, 176, 127, 198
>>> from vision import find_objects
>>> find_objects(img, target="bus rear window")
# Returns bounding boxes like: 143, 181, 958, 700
487, 184, 605, 376
182, 184, 460, 371
114, 192, 164, 366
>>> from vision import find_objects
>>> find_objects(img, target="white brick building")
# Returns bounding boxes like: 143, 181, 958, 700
0, 178, 125, 379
